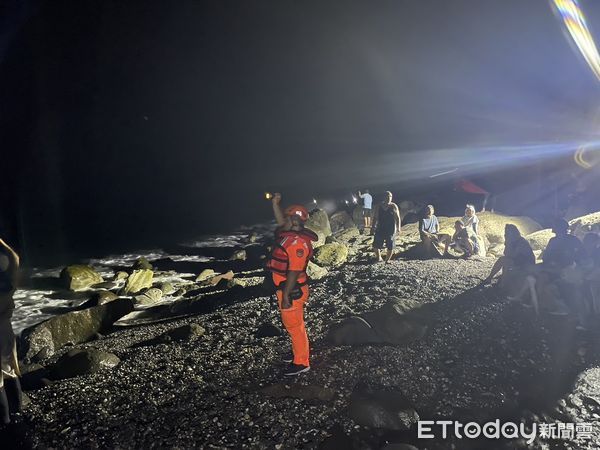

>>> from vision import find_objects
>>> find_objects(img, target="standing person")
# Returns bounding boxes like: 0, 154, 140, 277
0, 238, 22, 425
357, 190, 373, 230
266, 193, 318, 376
419, 205, 451, 258
371, 191, 401, 263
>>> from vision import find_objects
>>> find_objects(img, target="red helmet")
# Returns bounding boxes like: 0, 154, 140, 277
284, 205, 309, 222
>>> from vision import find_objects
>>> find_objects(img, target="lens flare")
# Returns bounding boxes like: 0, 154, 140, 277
553, 0, 600, 80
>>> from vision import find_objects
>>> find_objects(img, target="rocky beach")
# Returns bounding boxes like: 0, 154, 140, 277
5, 210, 600, 449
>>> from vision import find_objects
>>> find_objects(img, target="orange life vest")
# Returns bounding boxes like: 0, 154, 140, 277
266, 228, 318, 283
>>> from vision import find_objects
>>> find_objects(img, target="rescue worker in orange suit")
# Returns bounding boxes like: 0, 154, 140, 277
267, 193, 318, 376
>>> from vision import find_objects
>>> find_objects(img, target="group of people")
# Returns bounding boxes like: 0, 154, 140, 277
482, 218, 600, 330
362, 189, 483, 262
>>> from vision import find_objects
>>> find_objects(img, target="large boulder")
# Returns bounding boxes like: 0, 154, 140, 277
477, 212, 541, 245
305, 208, 332, 237
526, 229, 554, 251
314, 243, 349, 267
20, 298, 134, 362
123, 269, 153, 294
333, 227, 361, 243
60, 265, 104, 291
132, 257, 153, 270
330, 211, 356, 233
348, 387, 419, 431
51, 348, 120, 380
327, 298, 427, 346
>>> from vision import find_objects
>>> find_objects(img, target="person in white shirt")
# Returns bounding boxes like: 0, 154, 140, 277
357, 190, 373, 230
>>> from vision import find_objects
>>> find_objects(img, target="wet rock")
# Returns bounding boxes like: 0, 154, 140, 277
228, 276, 265, 288
202, 271, 234, 287
196, 269, 216, 283
60, 265, 104, 291
314, 243, 349, 267
259, 383, 335, 402
20, 298, 134, 361
306, 261, 328, 280
134, 287, 163, 306
123, 269, 153, 294
325, 235, 338, 244
305, 208, 332, 237
50, 348, 120, 379
132, 257, 153, 270
158, 282, 177, 296
93, 290, 120, 305
115, 271, 129, 281
255, 322, 281, 338
348, 388, 419, 431
230, 249, 247, 261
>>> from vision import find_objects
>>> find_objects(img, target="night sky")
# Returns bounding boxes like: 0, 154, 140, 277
2, 0, 600, 263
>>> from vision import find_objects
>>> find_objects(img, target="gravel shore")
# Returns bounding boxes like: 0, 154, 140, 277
7, 255, 600, 449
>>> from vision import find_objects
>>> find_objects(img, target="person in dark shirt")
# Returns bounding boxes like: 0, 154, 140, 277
371, 191, 401, 263
481, 224, 535, 285
449, 220, 479, 257
541, 219, 584, 270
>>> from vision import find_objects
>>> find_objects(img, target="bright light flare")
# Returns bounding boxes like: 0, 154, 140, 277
553, 0, 600, 81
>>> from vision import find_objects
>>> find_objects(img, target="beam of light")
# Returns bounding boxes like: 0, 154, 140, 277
429, 168, 458, 178
553, 0, 600, 81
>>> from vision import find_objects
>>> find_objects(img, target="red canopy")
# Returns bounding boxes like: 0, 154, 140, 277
455, 179, 489, 195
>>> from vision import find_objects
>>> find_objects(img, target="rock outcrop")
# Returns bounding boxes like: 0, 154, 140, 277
123, 269, 154, 294
21, 299, 134, 361
314, 243, 349, 267
305, 208, 332, 238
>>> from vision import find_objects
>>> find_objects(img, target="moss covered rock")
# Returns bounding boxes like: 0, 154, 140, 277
60, 265, 104, 291
20, 298, 133, 361
314, 242, 349, 267
123, 269, 153, 294
307, 261, 328, 280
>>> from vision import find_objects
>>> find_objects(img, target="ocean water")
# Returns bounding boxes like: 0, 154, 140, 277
11, 229, 265, 334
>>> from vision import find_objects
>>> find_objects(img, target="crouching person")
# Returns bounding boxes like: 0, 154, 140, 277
266, 194, 318, 376
448, 220, 479, 258
0, 238, 22, 425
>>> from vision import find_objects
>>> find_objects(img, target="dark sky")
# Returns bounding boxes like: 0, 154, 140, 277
2, 0, 600, 262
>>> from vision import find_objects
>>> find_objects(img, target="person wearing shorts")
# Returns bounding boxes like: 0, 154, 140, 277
371, 191, 401, 263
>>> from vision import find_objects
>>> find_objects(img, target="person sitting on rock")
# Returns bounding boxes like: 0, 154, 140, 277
481, 224, 535, 286
371, 191, 401, 263
461, 204, 479, 235
448, 220, 479, 258
0, 238, 22, 425
535, 219, 586, 322
418, 205, 450, 258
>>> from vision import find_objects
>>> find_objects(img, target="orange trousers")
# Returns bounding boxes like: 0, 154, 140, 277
276, 285, 310, 367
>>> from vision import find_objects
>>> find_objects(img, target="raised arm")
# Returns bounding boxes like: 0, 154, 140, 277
272, 193, 286, 226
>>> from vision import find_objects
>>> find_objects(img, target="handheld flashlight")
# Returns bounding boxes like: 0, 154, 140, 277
265, 192, 273, 200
